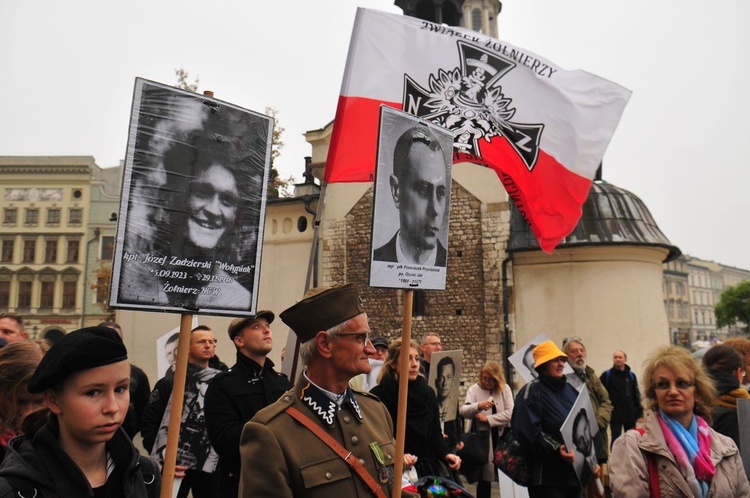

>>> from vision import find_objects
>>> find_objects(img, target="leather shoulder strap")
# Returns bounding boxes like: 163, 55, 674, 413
285, 406, 388, 498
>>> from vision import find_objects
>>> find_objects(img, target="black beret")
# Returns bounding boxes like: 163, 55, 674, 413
28, 326, 128, 393
280, 284, 365, 343
227, 310, 275, 340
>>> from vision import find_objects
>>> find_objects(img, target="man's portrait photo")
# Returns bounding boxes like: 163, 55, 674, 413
428, 350, 463, 423
369, 107, 453, 290
561, 390, 599, 490
110, 78, 273, 316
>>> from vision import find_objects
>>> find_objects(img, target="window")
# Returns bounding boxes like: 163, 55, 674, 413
45, 240, 58, 263
17, 281, 32, 309
22, 240, 36, 263
40, 281, 55, 309
101, 236, 115, 261
47, 208, 61, 225
471, 8, 482, 31
0, 281, 8, 308
69, 209, 83, 224
66, 240, 80, 263
96, 275, 107, 303
3, 209, 17, 224
1, 240, 13, 263
25, 209, 39, 225
62, 281, 77, 309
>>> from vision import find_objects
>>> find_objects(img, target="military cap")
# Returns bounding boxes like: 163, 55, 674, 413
227, 310, 275, 340
28, 326, 128, 393
280, 283, 365, 343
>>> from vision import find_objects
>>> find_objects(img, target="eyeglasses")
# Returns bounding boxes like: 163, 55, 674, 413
335, 332, 371, 346
424, 341, 442, 347
653, 380, 694, 391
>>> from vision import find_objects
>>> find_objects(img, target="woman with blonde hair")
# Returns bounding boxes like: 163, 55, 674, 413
459, 361, 514, 498
610, 345, 749, 497
0, 340, 50, 460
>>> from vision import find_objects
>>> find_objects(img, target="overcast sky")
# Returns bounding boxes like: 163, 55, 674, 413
2, 0, 748, 271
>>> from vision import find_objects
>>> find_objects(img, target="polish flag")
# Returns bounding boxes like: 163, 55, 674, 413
324, 8, 631, 253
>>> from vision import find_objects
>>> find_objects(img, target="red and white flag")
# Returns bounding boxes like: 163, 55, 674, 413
325, 8, 631, 253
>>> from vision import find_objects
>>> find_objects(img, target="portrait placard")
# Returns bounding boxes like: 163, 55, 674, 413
369, 106, 453, 290
427, 350, 463, 423
561, 388, 598, 490
110, 78, 273, 316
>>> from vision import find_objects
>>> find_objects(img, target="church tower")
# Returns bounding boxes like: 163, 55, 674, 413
395, 0, 502, 37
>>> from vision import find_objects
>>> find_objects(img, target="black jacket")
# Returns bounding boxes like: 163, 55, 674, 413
370, 374, 451, 471
0, 424, 159, 498
512, 376, 580, 489
122, 363, 151, 439
204, 353, 290, 498
600, 365, 643, 424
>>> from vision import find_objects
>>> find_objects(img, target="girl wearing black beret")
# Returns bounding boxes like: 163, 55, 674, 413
0, 327, 160, 497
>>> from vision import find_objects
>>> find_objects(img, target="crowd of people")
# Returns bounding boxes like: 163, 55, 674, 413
0, 306, 749, 497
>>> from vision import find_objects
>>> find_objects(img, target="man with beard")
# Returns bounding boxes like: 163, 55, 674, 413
205, 311, 291, 498
562, 336, 611, 494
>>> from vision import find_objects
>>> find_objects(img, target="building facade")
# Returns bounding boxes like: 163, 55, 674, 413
0, 157, 118, 341
677, 255, 750, 342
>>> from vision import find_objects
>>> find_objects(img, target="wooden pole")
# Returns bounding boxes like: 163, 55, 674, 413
159, 313, 193, 498
391, 290, 413, 498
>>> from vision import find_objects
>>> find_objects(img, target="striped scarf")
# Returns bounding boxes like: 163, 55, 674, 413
657, 410, 715, 498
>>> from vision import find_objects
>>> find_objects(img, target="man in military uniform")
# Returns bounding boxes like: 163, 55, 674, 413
239, 284, 405, 497
205, 311, 291, 498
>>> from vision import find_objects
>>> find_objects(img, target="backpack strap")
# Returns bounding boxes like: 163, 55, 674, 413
1, 476, 39, 498
635, 428, 660, 498
137, 455, 160, 498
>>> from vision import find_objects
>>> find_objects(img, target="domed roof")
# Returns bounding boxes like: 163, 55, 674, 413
508, 180, 681, 261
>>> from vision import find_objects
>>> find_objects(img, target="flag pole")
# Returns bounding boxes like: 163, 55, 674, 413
159, 313, 193, 498
392, 289, 413, 498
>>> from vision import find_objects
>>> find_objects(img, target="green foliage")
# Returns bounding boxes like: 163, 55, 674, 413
264, 107, 292, 199
174, 68, 199, 92
715, 280, 750, 334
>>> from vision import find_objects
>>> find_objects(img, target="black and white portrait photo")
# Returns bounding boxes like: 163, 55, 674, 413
561, 389, 599, 490
110, 78, 273, 316
428, 350, 463, 423
369, 106, 453, 290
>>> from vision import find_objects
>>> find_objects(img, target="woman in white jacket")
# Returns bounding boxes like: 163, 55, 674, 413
459, 361, 514, 498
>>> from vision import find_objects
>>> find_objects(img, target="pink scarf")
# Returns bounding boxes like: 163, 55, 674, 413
657, 411, 715, 497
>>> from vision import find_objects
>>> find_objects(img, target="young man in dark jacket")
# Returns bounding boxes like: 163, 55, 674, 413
599, 350, 643, 445
204, 311, 291, 498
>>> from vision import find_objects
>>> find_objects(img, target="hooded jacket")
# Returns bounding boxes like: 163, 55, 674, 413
0, 424, 159, 498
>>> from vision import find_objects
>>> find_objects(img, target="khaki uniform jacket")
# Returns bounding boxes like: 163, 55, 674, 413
610, 410, 750, 497
239, 377, 397, 498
